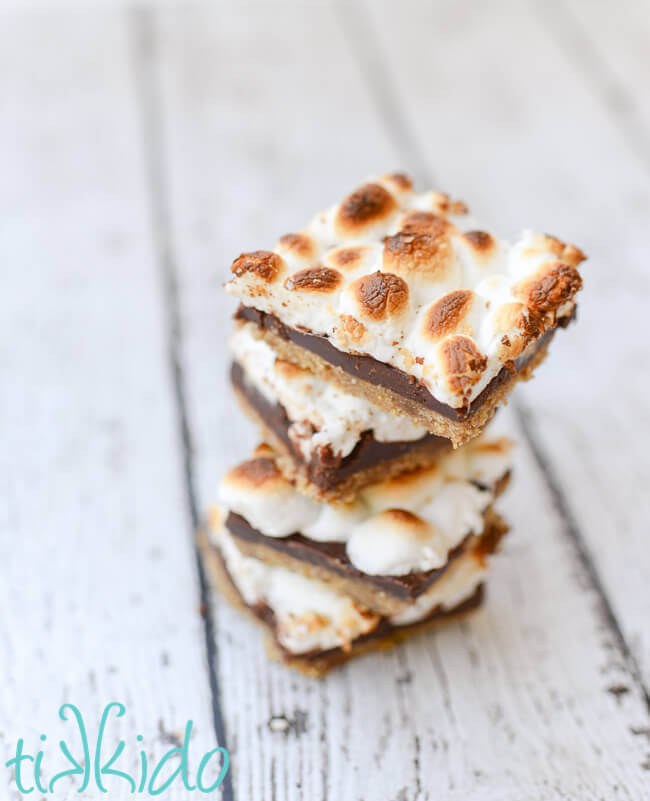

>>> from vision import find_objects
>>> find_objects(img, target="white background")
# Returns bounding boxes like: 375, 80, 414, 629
1, 1, 649, 799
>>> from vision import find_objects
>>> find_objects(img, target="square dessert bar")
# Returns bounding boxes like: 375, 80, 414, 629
200, 523, 490, 678
226, 173, 585, 446
211, 438, 511, 618
229, 322, 451, 502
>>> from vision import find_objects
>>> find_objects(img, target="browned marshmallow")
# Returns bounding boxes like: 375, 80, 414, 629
350, 271, 410, 322
383, 229, 456, 284
334, 183, 399, 239
284, 266, 343, 293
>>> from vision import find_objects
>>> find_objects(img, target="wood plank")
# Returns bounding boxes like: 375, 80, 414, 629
153, 1, 650, 797
0, 10, 222, 800
356, 0, 650, 684
547, 0, 650, 168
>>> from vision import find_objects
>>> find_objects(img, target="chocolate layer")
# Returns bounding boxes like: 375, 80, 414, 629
225, 510, 470, 603
235, 305, 566, 421
230, 360, 449, 491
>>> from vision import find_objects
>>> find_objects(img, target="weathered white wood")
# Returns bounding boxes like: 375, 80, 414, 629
0, 10, 220, 800
549, 0, 650, 165
153, 1, 650, 798
360, 0, 650, 684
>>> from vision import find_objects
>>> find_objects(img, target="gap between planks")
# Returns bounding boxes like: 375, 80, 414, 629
335, 0, 650, 713
129, 8, 235, 800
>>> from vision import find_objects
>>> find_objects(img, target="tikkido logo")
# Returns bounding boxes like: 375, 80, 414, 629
5, 703, 230, 796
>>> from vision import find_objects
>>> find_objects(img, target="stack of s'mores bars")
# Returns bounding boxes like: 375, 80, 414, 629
200, 174, 585, 677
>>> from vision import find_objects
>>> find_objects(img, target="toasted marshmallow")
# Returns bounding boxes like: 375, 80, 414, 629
275, 232, 318, 268
323, 243, 382, 277
452, 229, 505, 288
418, 482, 491, 549
512, 261, 582, 322
412, 189, 469, 218
443, 436, 512, 486
219, 457, 319, 536
433, 335, 489, 401
212, 517, 491, 639
214, 519, 268, 605
382, 229, 459, 294
347, 509, 448, 575
344, 271, 410, 322
395, 209, 455, 236
480, 300, 542, 362
219, 436, 511, 576
377, 171, 415, 198
284, 265, 343, 294
509, 230, 585, 279
229, 250, 287, 300
336, 271, 413, 356
225, 174, 585, 409
230, 325, 427, 461
333, 182, 399, 241
361, 464, 444, 515
418, 290, 484, 345
215, 527, 379, 654
280, 265, 345, 330
302, 501, 368, 543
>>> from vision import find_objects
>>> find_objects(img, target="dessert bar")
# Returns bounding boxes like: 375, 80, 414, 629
201, 516, 498, 678
229, 322, 451, 501
226, 173, 585, 445
214, 438, 511, 615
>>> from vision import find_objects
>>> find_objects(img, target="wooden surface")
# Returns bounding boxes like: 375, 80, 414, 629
1, 2, 649, 799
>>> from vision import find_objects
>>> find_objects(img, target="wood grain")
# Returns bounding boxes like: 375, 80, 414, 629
0, 10, 221, 800
148, 1, 650, 798
546, 0, 650, 172
2, 1, 648, 799
352, 0, 650, 685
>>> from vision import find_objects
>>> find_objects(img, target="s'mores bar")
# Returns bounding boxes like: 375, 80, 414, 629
226, 174, 586, 446
211, 438, 510, 614
229, 322, 451, 502
200, 437, 511, 675
201, 522, 492, 677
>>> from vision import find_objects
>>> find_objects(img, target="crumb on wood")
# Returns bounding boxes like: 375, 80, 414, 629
607, 684, 630, 701
268, 715, 290, 734
267, 708, 309, 736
